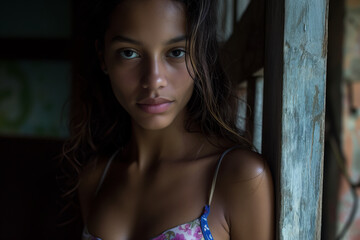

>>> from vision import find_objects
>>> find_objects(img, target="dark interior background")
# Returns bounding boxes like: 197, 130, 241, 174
0, 0, 82, 239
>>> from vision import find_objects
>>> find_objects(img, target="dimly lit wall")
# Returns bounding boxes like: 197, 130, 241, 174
0, 0, 78, 239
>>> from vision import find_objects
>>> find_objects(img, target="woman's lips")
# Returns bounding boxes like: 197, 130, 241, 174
136, 98, 173, 114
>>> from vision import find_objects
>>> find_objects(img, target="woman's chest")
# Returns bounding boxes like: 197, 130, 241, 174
85, 161, 215, 239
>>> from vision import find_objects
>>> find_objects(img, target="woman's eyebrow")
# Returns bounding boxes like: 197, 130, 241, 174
110, 35, 187, 45
164, 35, 187, 45
111, 35, 141, 45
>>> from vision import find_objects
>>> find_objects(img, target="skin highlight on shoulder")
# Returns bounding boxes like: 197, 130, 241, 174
215, 149, 275, 239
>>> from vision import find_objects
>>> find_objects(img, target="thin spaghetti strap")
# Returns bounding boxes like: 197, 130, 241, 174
94, 150, 120, 195
208, 145, 241, 205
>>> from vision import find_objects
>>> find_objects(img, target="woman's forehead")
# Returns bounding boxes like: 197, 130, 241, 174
105, 0, 186, 44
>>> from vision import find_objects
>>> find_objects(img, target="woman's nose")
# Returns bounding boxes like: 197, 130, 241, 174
141, 57, 167, 90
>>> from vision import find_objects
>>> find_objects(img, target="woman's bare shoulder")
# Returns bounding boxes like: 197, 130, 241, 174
217, 148, 275, 239
217, 148, 270, 182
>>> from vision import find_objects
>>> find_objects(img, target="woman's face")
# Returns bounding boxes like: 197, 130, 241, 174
100, 0, 194, 131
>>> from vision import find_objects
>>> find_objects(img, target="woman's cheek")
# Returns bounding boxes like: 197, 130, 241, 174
108, 70, 139, 106
173, 64, 194, 88
111, 66, 140, 87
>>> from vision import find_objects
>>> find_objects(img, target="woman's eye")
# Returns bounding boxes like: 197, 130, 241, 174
118, 49, 140, 59
168, 49, 186, 58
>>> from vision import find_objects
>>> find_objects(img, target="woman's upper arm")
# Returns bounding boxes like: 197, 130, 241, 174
221, 150, 275, 240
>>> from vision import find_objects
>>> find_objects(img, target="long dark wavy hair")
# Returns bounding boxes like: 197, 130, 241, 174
59, 0, 253, 225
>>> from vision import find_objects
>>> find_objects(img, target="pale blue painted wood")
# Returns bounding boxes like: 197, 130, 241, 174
253, 77, 263, 153
236, 83, 247, 132
217, 0, 234, 41
217, 0, 250, 42
279, 0, 328, 239
235, 0, 251, 22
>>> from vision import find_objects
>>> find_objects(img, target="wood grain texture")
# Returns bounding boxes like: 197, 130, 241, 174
263, 0, 329, 239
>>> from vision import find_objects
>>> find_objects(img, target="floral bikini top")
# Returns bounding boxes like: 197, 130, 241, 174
82, 146, 240, 240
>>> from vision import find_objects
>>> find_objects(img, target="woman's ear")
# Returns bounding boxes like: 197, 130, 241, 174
95, 40, 108, 74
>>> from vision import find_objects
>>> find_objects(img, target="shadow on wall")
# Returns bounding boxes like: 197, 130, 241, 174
0, 0, 79, 239
0, 137, 82, 240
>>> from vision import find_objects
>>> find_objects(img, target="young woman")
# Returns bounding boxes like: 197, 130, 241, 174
63, 0, 274, 239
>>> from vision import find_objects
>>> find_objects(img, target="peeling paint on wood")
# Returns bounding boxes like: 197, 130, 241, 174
263, 0, 328, 239
280, 0, 328, 238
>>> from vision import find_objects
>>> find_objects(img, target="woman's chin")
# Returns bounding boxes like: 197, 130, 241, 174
132, 116, 177, 131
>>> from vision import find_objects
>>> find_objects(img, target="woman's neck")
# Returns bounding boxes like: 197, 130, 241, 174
126, 119, 204, 172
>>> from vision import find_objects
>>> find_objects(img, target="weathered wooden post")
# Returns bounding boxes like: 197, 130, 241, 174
262, 0, 329, 239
